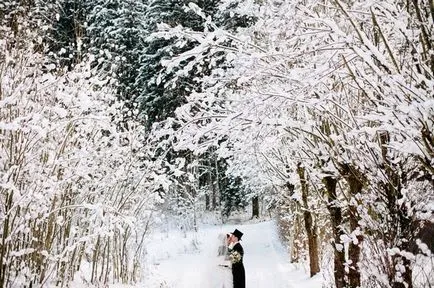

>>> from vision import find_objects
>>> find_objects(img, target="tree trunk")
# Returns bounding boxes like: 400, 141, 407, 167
290, 212, 302, 263
210, 157, 216, 210
297, 164, 320, 277
215, 157, 220, 210
252, 196, 259, 218
0, 191, 13, 288
205, 194, 210, 210
283, 182, 302, 263
379, 131, 413, 288
323, 176, 346, 288
348, 207, 362, 288
340, 164, 364, 288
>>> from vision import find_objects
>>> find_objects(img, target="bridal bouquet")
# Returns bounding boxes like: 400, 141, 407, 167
229, 251, 242, 264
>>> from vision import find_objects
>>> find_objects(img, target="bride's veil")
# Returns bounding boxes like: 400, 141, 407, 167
218, 234, 229, 255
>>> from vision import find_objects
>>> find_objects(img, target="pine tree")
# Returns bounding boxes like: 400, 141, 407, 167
138, 0, 254, 127
221, 175, 247, 218
137, 0, 215, 126
87, 0, 148, 115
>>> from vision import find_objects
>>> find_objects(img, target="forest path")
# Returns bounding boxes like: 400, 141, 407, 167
145, 219, 322, 287
241, 221, 295, 288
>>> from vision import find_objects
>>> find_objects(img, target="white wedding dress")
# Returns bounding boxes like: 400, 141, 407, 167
213, 234, 233, 288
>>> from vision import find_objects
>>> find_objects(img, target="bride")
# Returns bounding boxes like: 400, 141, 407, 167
215, 233, 232, 288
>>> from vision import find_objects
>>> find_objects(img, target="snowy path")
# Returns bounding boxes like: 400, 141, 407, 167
145, 220, 322, 288
239, 221, 294, 287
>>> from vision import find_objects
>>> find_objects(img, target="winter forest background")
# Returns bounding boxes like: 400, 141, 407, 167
0, 0, 433, 287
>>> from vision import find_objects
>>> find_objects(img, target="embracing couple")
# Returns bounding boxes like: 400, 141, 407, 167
219, 229, 245, 288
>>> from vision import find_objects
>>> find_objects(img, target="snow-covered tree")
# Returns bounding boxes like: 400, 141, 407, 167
87, 0, 148, 115
137, 0, 225, 127
152, 0, 433, 286
0, 29, 162, 286
140, 0, 258, 225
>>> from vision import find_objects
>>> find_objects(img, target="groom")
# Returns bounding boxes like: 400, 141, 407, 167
228, 229, 245, 288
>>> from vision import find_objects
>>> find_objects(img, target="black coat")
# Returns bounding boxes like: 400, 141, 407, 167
231, 243, 245, 288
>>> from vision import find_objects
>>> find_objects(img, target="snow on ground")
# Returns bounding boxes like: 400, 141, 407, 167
144, 219, 323, 288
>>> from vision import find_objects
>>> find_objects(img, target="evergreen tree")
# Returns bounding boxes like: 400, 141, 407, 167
87, 0, 148, 115
33, 0, 148, 113
221, 175, 247, 218
138, 0, 254, 127
137, 0, 216, 126
197, 147, 249, 218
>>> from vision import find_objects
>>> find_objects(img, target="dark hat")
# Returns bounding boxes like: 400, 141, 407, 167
231, 229, 243, 240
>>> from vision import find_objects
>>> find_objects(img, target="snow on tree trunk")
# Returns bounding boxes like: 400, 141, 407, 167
323, 176, 346, 288
297, 164, 320, 277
